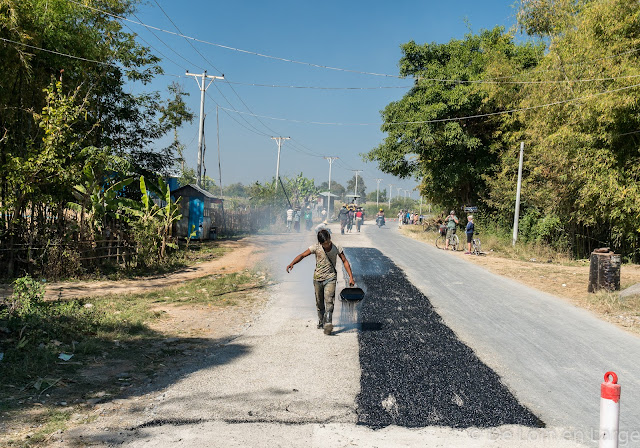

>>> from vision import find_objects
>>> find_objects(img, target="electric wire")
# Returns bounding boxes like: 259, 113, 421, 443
130, 11, 205, 72
5, 33, 640, 90
216, 81, 640, 126
67, 0, 640, 85
149, 0, 290, 139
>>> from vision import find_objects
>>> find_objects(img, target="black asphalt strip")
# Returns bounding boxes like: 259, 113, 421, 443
344, 247, 544, 429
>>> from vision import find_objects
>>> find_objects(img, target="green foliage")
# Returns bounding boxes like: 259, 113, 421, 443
370, 1, 640, 259
121, 175, 182, 265
346, 174, 367, 199
365, 27, 543, 211
248, 174, 318, 207
3, 275, 44, 319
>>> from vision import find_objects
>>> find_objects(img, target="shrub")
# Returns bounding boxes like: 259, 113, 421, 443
3, 275, 45, 319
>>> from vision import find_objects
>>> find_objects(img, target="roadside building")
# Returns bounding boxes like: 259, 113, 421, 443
170, 184, 224, 240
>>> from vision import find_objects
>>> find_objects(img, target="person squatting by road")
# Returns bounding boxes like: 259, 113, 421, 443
286, 229, 355, 336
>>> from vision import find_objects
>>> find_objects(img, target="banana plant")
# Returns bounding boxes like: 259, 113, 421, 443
68, 164, 134, 241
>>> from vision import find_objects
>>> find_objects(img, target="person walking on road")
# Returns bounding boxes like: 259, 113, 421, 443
465, 215, 475, 254
445, 210, 459, 250
338, 204, 349, 234
286, 229, 355, 335
355, 207, 364, 232
286, 207, 294, 232
304, 206, 313, 231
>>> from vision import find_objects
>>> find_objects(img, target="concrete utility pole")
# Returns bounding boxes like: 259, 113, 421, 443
388, 184, 393, 208
513, 141, 525, 246
352, 170, 362, 203
375, 178, 383, 208
397, 186, 402, 199
271, 137, 290, 193
186, 70, 224, 188
324, 157, 338, 192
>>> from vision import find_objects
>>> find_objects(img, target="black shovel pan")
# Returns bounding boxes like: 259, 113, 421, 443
340, 287, 365, 302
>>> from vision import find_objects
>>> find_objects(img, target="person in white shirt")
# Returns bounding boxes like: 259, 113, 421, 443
286, 208, 294, 232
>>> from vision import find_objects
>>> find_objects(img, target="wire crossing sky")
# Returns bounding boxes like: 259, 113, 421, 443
92, 0, 628, 193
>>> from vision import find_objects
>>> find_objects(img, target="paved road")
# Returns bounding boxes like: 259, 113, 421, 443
64, 224, 638, 447
369, 223, 640, 444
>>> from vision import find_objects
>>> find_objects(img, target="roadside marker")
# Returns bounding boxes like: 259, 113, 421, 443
600, 371, 621, 448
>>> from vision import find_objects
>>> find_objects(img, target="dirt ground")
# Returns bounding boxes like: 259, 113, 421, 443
0, 238, 272, 447
3, 232, 639, 446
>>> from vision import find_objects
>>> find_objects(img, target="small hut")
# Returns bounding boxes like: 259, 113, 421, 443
171, 184, 223, 240
318, 192, 340, 218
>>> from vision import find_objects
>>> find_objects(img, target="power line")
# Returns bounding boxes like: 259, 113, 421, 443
6, 34, 640, 92
216, 81, 640, 126
67, 0, 403, 79
60, 0, 640, 86
0, 36, 114, 66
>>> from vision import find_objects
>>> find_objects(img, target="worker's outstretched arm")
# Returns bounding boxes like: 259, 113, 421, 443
339, 253, 355, 286
286, 249, 311, 273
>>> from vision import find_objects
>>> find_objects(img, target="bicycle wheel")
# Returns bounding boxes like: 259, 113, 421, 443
473, 238, 482, 255
435, 235, 445, 249
450, 234, 460, 251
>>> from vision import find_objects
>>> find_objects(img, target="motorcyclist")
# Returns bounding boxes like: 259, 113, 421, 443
376, 208, 385, 227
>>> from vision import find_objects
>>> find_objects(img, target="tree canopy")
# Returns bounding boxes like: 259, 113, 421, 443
366, 0, 640, 258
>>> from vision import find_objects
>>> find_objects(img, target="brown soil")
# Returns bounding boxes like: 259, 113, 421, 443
42, 239, 259, 300
0, 237, 271, 447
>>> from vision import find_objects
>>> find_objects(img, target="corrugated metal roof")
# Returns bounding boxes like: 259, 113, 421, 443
171, 184, 224, 203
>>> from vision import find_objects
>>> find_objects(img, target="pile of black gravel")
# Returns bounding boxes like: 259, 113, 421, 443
344, 247, 544, 429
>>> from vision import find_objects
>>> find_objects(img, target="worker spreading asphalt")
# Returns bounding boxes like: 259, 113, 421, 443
62, 222, 640, 447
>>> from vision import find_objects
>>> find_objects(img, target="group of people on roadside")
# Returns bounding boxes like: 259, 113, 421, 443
286, 206, 316, 232
442, 210, 475, 254
397, 210, 423, 227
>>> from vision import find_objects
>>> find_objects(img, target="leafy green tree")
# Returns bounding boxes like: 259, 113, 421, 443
366, 188, 387, 204
224, 183, 248, 198
346, 174, 367, 200
159, 82, 194, 171
487, 0, 640, 256
365, 27, 542, 212
318, 181, 346, 199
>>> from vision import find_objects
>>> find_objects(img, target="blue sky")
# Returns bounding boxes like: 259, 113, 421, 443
131, 0, 520, 197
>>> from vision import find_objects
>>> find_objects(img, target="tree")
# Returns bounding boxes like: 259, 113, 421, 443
487, 0, 640, 256
224, 183, 248, 198
365, 27, 542, 212
159, 82, 194, 171
318, 181, 346, 199
346, 174, 367, 200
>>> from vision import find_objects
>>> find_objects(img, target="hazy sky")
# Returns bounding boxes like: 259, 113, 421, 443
130, 0, 520, 197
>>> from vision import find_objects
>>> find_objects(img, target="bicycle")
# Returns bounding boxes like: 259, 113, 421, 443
435, 226, 460, 251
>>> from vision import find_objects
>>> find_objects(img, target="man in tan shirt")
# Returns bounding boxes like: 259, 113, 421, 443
286, 229, 355, 335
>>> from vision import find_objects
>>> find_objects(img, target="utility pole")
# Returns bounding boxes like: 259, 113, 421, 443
513, 141, 525, 246
352, 170, 361, 203
186, 70, 224, 188
388, 184, 393, 209
271, 137, 290, 193
324, 157, 338, 192
397, 186, 402, 199
375, 178, 383, 208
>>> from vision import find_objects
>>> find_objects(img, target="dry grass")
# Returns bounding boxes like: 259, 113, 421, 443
401, 226, 640, 335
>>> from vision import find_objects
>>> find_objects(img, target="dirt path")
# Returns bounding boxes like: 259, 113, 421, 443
39, 240, 261, 300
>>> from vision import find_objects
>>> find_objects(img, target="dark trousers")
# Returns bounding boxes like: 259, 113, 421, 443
314, 278, 336, 325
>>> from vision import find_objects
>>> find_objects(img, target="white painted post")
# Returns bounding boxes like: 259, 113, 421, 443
600, 371, 621, 448
512, 141, 524, 246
